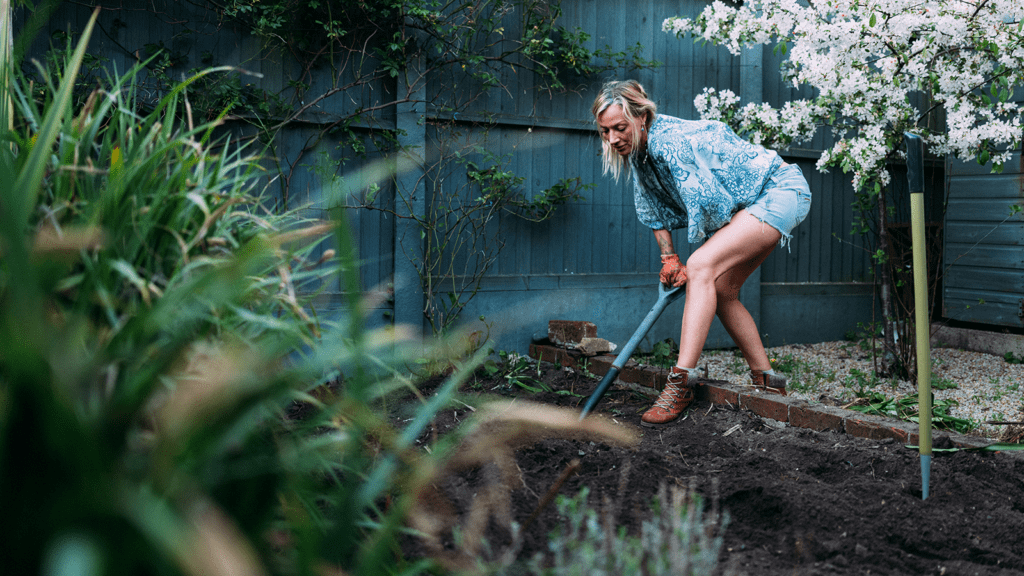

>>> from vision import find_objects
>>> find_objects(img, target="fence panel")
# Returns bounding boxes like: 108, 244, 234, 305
15, 0, 881, 350
944, 152, 1024, 328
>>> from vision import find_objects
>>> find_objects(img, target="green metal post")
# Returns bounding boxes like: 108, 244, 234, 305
905, 133, 931, 499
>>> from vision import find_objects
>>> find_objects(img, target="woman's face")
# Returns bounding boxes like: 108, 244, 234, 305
597, 104, 644, 156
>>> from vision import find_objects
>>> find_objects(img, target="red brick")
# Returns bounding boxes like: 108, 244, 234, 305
586, 356, 615, 377
949, 434, 990, 450
617, 366, 660, 389
883, 421, 919, 444
790, 404, 845, 432
654, 368, 671, 391
548, 320, 597, 346
739, 393, 790, 422
844, 415, 907, 442
530, 345, 972, 450
528, 343, 579, 368
697, 381, 739, 407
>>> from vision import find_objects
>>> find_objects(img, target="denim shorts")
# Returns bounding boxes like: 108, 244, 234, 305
744, 163, 812, 249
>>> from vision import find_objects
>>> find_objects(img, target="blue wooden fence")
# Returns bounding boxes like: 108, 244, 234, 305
17, 1, 916, 354
944, 152, 1024, 328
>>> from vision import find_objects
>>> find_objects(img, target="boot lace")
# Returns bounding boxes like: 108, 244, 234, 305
652, 374, 691, 410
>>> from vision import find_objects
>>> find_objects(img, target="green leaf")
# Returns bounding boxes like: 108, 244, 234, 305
869, 13, 877, 27
111, 260, 150, 300
906, 443, 1024, 452
11, 10, 99, 230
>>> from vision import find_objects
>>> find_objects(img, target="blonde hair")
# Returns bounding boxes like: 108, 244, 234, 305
591, 80, 657, 181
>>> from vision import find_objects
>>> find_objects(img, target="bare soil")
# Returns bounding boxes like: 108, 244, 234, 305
417, 362, 1024, 575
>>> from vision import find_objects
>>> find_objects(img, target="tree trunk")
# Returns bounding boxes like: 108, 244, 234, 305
877, 183, 899, 377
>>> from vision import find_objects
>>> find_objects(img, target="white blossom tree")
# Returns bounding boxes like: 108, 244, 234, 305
664, 0, 1024, 376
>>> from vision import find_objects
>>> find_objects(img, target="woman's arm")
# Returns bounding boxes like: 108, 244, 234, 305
654, 228, 675, 256
653, 229, 687, 286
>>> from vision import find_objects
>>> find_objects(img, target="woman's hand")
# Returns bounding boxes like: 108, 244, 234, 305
659, 254, 688, 287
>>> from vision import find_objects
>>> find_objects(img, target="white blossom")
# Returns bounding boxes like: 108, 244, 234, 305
667, 0, 1024, 186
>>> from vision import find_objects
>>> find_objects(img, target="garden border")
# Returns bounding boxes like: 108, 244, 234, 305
528, 342, 1018, 455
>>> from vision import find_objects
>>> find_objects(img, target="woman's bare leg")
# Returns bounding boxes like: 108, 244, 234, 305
715, 266, 773, 371
675, 211, 780, 368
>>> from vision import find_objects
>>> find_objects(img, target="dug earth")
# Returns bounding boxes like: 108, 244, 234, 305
412, 360, 1024, 575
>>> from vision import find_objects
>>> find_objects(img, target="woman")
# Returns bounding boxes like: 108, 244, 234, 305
592, 80, 811, 427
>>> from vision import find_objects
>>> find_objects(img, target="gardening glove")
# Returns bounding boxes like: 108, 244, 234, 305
659, 254, 688, 287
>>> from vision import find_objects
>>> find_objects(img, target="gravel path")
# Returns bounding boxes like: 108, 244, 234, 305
698, 341, 1024, 440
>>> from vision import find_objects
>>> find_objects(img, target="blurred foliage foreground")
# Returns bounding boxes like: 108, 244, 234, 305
0, 11, 653, 576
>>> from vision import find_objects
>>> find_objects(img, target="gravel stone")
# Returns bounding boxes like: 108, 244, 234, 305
698, 341, 1024, 439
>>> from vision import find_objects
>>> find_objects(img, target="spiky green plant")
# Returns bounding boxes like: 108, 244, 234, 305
0, 11, 652, 575
0, 11, 490, 576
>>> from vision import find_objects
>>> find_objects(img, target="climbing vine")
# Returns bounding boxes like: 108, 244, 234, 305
34, 0, 656, 332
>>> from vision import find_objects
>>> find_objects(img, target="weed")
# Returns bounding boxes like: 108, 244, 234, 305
635, 338, 677, 369
722, 349, 747, 375
763, 352, 842, 394
932, 375, 958, 390
815, 368, 838, 383
843, 368, 871, 391
1005, 352, 1024, 364
523, 483, 726, 576
842, 368, 895, 393
496, 351, 550, 393
770, 353, 801, 375
849, 321, 883, 353
849, 393, 976, 434
577, 357, 599, 380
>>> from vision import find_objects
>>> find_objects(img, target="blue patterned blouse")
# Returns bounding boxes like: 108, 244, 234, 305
630, 114, 782, 243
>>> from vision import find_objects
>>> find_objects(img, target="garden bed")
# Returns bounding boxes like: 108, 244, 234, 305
413, 360, 1024, 575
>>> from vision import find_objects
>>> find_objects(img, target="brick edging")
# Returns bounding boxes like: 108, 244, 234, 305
528, 343, 1009, 455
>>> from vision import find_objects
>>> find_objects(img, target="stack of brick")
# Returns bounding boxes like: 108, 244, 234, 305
546, 320, 617, 356
529, 320, 667, 393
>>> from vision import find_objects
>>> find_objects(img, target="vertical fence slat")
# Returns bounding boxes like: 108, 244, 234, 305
15, 0, 883, 347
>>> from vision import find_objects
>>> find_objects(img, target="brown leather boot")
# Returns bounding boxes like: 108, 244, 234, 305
751, 369, 787, 396
641, 367, 694, 427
